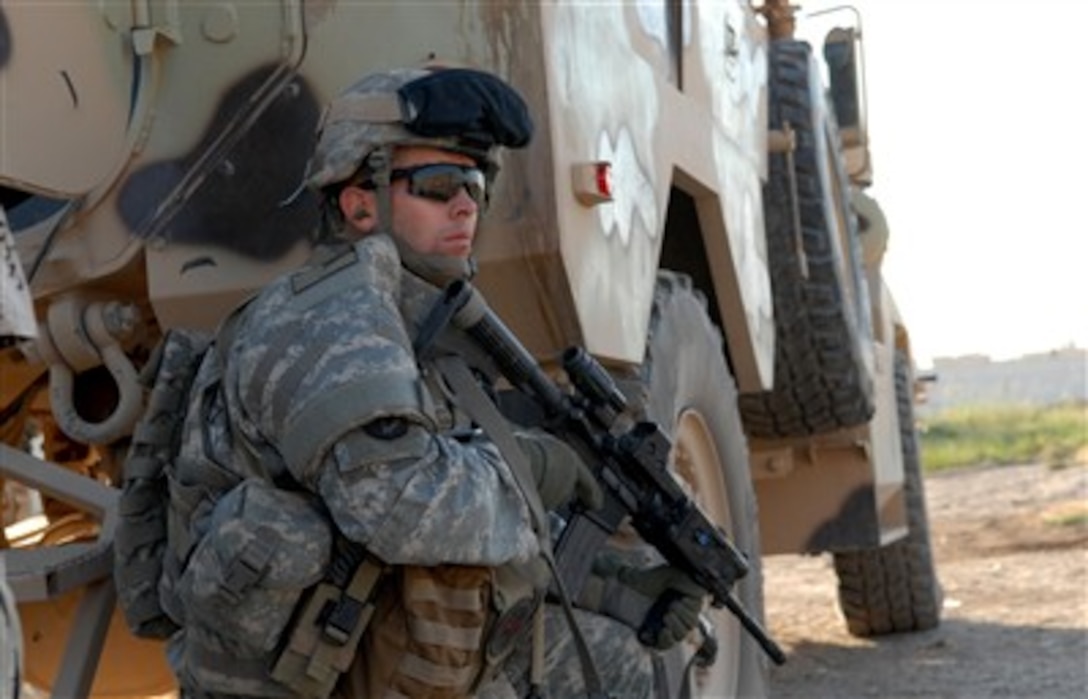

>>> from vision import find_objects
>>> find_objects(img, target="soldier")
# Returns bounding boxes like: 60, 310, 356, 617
163, 66, 707, 698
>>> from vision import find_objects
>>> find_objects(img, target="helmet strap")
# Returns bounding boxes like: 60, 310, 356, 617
367, 145, 395, 233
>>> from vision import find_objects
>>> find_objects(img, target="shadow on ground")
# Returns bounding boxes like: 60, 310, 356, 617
769, 617, 1087, 698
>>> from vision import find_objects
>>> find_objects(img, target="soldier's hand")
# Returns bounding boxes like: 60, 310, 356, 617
516, 430, 603, 510
617, 565, 707, 650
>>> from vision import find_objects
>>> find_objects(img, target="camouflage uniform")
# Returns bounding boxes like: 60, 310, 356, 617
477, 606, 658, 699
222, 234, 537, 567
163, 66, 673, 698
164, 232, 543, 695
1, 205, 35, 345
165, 232, 664, 698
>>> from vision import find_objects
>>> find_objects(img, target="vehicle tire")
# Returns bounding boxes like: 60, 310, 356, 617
739, 39, 874, 439
832, 349, 943, 637
642, 271, 768, 698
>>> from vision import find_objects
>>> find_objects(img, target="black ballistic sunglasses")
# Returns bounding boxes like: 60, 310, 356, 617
389, 163, 487, 206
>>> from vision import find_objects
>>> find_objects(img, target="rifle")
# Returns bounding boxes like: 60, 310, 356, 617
443, 280, 785, 665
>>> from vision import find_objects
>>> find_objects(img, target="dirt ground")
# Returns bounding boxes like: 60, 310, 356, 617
763, 461, 1088, 698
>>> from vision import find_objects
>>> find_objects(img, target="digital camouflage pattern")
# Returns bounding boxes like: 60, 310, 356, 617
167, 480, 333, 696
534, 608, 657, 699
177, 481, 333, 651
478, 607, 657, 699
160, 230, 667, 696
0, 205, 35, 342
223, 232, 537, 566
306, 68, 470, 192
158, 232, 545, 696
115, 327, 210, 641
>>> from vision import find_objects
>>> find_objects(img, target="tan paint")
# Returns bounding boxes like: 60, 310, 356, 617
537, 1, 773, 382
0, 0, 905, 548
0, 3, 132, 197
0, 1, 922, 694
20, 588, 176, 698
751, 417, 908, 555
146, 239, 313, 331
6, 0, 774, 379
753, 433, 876, 554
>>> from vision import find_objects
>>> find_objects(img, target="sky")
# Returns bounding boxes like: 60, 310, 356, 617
800, 0, 1088, 368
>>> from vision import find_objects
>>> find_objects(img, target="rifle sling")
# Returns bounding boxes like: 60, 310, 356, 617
434, 356, 607, 699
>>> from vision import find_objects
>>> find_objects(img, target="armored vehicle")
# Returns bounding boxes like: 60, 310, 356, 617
0, 1, 940, 696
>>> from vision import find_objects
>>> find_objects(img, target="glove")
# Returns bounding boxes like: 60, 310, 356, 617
617, 565, 707, 650
515, 430, 603, 511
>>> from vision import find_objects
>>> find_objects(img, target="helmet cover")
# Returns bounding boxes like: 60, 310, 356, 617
306, 67, 532, 191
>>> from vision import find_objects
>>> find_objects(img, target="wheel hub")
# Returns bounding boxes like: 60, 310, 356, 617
671, 408, 743, 694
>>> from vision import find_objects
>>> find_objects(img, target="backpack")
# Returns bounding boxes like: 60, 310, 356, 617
113, 319, 383, 698
114, 327, 212, 640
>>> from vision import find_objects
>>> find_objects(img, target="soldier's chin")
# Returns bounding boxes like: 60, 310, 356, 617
443, 242, 473, 259
440, 234, 474, 258
399, 243, 475, 286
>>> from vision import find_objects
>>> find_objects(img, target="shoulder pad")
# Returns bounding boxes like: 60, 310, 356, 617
288, 235, 401, 310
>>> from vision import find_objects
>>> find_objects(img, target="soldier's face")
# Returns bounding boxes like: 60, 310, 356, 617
387, 146, 482, 259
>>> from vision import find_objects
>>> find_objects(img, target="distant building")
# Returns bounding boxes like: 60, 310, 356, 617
917, 347, 1088, 414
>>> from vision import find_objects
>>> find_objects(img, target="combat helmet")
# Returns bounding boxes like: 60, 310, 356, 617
305, 66, 532, 283
308, 67, 532, 191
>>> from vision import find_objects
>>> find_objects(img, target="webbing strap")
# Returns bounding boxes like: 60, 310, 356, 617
220, 531, 277, 604
119, 453, 163, 483
434, 357, 607, 699
132, 418, 173, 447
414, 288, 463, 357
186, 643, 281, 686
116, 518, 165, 549
434, 357, 547, 536
307, 558, 384, 679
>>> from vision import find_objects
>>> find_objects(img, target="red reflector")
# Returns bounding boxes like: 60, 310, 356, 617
571, 161, 614, 206
595, 163, 612, 198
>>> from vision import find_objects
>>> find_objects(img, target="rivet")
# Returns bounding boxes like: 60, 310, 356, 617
202, 4, 238, 43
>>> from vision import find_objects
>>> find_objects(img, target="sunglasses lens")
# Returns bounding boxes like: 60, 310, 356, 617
393, 164, 487, 205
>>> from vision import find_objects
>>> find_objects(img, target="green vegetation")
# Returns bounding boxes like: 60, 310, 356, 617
918, 402, 1088, 473
1043, 508, 1088, 528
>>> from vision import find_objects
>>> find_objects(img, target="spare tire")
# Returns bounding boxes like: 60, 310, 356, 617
739, 39, 874, 439
832, 349, 943, 637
